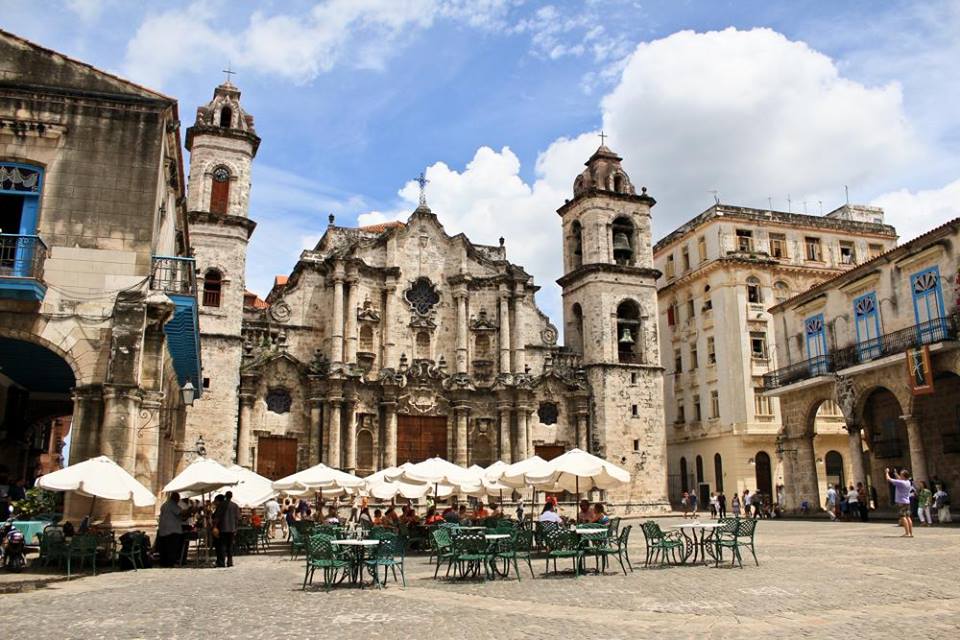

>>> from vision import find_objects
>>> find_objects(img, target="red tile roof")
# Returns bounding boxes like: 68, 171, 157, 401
359, 221, 405, 233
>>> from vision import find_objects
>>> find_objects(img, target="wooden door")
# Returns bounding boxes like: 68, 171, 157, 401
535, 444, 565, 461
257, 436, 298, 480
754, 451, 773, 497
397, 415, 448, 463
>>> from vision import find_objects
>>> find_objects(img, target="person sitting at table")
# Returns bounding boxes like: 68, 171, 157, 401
442, 503, 460, 523
424, 506, 444, 525
372, 508, 384, 526
473, 503, 490, 520
457, 505, 469, 524
358, 507, 373, 526
577, 499, 593, 523
383, 506, 400, 528
324, 506, 340, 525
592, 503, 610, 525
538, 501, 562, 523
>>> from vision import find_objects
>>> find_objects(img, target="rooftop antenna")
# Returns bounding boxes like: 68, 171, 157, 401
767, 197, 773, 210
818, 200, 823, 215
222, 62, 237, 84
709, 190, 720, 205
786, 194, 792, 213
844, 185, 850, 205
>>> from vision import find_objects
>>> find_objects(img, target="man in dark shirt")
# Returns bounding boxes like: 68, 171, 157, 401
213, 492, 241, 567
717, 492, 727, 519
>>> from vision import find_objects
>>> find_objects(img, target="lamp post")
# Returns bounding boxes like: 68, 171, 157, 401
136, 379, 196, 436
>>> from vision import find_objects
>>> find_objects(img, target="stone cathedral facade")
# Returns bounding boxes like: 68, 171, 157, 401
183, 82, 669, 511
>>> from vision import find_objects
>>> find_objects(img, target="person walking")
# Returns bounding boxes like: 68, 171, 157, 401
917, 481, 933, 527
886, 468, 914, 538
709, 492, 719, 518
856, 482, 869, 522
213, 491, 241, 567
825, 484, 838, 521
717, 492, 727, 519
680, 491, 690, 518
933, 485, 951, 523
731, 493, 741, 517
845, 485, 859, 522
689, 491, 699, 518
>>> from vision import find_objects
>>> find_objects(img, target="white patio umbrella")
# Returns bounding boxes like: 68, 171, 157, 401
37, 455, 156, 509
389, 457, 474, 486
163, 457, 239, 495
499, 455, 555, 489
525, 448, 630, 518
271, 463, 364, 498
483, 460, 510, 482
212, 465, 276, 508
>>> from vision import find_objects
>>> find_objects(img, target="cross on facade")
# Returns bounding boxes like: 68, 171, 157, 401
599, 130, 608, 146
222, 63, 237, 84
416, 171, 429, 206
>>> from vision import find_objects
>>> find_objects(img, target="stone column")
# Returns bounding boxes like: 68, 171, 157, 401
455, 289, 468, 374
511, 290, 524, 373
344, 277, 359, 363
308, 399, 324, 466
576, 410, 589, 451
846, 424, 866, 487
455, 404, 469, 466
237, 393, 255, 467
902, 414, 929, 484
100, 385, 141, 473
382, 399, 398, 467
498, 287, 511, 373
327, 397, 342, 468
516, 404, 530, 459
498, 402, 513, 462
344, 396, 358, 472
330, 274, 345, 363
382, 284, 395, 368
69, 385, 103, 465
793, 435, 820, 512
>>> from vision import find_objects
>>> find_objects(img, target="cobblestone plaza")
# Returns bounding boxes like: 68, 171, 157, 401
3, 519, 958, 639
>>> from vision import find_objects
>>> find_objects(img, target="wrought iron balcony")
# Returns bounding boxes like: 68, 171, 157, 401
764, 316, 957, 391
762, 355, 833, 390
0, 234, 48, 301
150, 256, 197, 296
832, 317, 956, 370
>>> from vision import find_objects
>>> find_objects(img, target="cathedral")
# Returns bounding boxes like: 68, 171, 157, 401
182, 81, 669, 511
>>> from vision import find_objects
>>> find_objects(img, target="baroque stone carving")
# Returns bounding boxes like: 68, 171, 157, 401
404, 277, 440, 315
266, 388, 292, 414
537, 401, 559, 425
834, 374, 857, 425
269, 300, 291, 323
541, 323, 558, 346
470, 308, 498, 331
357, 297, 381, 323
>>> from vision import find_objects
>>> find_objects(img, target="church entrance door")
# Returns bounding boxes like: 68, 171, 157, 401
397, 415, 447, 464
257, 436, 298, 480
535, 444, 565, 461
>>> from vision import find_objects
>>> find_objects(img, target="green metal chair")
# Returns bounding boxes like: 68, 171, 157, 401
430, 528, 455, 579
543, 529, 583, 577
38, 527, 68, 568
607, 517, 622, 537
495, 528, 535, 581
714, 518, 743, 568
303, 534, 351, 591
640, 521, 683, 567
364, 532, 406, 588
446, 530, 489, 580
289, 525, 308, 560
66, 534, 100, 579
736, 518, 759, 566
595, 524, 632, 575
577, 528, 612, 574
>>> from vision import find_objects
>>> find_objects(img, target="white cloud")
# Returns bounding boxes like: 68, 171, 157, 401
871, 179, 960, 243
122, 0, 515, 88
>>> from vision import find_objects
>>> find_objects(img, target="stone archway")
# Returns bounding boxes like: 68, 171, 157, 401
860, 386, 907, 506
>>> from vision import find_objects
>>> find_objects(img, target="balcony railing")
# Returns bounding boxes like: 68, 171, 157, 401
764, 316, 957, 391
0, 234, 47, 280
150, 256, 196, 296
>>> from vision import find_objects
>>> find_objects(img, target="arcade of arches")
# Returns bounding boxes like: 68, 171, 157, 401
777, 362, 960, 512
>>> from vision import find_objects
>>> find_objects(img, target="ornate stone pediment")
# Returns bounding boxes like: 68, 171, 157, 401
470, 308, 498, 331
357, 296, 381, 323
443, 372, 476, 392
409, 314, 437, 330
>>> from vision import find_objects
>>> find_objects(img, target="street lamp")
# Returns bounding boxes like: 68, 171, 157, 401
136, 379, 197, 437
176, 435, 206, 458
775, 433, 797, 457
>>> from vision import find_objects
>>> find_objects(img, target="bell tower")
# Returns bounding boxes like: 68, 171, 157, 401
182, 79, 259, 467
557, 142, 669, 512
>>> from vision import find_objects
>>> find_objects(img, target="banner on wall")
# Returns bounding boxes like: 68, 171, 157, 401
906, 346, 934, 396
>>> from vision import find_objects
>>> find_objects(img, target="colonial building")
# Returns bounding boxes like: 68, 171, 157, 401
0, 31, 200, 524
654, 204, 897, 503
183, 108, 670, 509
765, 218, 960, 510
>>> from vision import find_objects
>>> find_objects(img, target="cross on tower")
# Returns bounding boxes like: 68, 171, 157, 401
416, 171, 429, 206
599, 130, 608, 146
222, 63, 237, 84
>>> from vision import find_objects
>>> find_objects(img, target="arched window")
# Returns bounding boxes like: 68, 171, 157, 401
569, 303, 584, 353
359, 325, 374, 353
825, 450, 844, 490
357, 430, 374, 470
679, 456, 689, 493
219, 106, 232, 128
611, 216, 634, 265
746, 276, 762, 304
616, 299, 640, 363
415, 331, 431, 360
774, 281, 790, 305
613, 173, 624, 193
714, 453, 724, 493
202, 269, 222, 307
210, 165, 230, 215
703, 284, 712, 311
571, 220, 583, 268
695, 454, 704, 484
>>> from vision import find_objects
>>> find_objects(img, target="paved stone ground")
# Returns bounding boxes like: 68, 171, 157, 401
2, 519, 959, 639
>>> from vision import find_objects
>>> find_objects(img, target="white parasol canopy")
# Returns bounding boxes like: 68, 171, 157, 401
163, 457, 239, 495
391, 456, 475, 486
272, 463, 364, 496
37, 456, 156, 507
525, 448, 630, 492
499, 455, 555, 489
364, 463, 456, 500
483, 460, 510, 481
212, 465, 276, 508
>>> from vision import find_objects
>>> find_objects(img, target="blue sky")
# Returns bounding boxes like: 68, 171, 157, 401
4, 1, 959, 323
